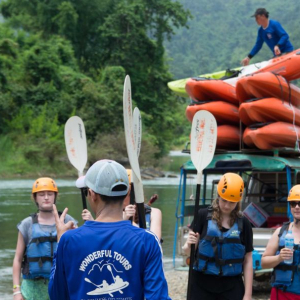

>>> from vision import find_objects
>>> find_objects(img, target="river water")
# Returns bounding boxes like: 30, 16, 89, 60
0, 154, 196, 299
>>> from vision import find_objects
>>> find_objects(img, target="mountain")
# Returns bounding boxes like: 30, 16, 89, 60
165, 0, 300, 79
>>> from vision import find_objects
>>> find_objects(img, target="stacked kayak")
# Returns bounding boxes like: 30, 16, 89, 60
236, 50, 300, 150
184, 62, 269, 150
243, 123, 300, 150
167, 48, 300, 151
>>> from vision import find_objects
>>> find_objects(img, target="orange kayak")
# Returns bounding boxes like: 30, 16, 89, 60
243, 122, 300, 150
236, 72, 300, 106
185, 78, 238, 105
186, 101, 239, 124
217, 125, 240, 150
253, 49, 300, 81
239, 98, 300, 126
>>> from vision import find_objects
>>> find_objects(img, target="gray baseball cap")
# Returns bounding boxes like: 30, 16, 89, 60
76, 160, 129, 196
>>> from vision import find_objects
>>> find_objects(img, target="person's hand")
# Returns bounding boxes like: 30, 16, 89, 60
274, 45, 281, 56
123, 204, 136, 220
53, 204, 76, 242
242, 295, 252, 300
278, 247, 293, 262
82, 209, 94, 221
186, 230, 199, 246
241, 57, 250, 66
13, 292, 24, 300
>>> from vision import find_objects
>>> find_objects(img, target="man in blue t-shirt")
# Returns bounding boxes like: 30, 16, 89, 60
48, 159, 171, 300
241, 8, 294, 66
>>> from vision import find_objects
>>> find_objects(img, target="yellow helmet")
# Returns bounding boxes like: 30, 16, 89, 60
288, 185, 300, 201
217, 173, 244, 202
32, 177, 58, 194
126, 169, 132, 183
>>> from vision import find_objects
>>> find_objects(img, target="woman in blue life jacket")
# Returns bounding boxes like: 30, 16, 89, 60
262, 184, 300, 300
12, 178, 77, 300
182, 173, 253, 300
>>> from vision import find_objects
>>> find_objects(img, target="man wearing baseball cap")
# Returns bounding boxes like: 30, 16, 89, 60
48, 159, 171, 300
241, 8, 293, 66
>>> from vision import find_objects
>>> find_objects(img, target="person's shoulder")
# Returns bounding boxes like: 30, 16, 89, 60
18, 215, 33, 226
241, 215, 252, 228
270, 19, 281, 27
64, 214, 78, 224
129, 225, 160, 244
199, 207, 209, 216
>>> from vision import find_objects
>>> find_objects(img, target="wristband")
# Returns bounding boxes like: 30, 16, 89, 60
13, 284, 21, 289
13, 291, 22, 296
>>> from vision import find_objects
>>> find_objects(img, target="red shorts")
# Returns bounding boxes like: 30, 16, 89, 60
271, 287, 300, 300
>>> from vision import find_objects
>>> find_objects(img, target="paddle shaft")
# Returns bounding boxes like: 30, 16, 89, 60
187, 182, 201, 300
80, 188, 87, 210
136, 202, 147, 229
129, 182, 135, 223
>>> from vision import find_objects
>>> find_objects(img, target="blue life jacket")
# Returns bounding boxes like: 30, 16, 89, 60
22, 213, 58, 279
145, 204, 151, 230
194, 208, 245, 276
271, 222, 300, 294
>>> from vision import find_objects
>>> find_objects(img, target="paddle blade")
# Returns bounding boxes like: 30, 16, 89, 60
64, 116, 87, 176
190, 110, 217, 182
123, 75, 142, 181
133, 107, 142, 157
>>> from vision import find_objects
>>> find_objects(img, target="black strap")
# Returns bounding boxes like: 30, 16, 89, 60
205, 235, 242, 244
274, 264, 297, 272
206, 206, 213, 220
278, 222, 290, 238
27, 256, 53, 268
31, 235, 57, 244
198, 253, 244, 265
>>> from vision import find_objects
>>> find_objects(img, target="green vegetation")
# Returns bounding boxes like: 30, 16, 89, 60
0, 0, 191, 177
1, 0, 299, 177
165, 0, 300, 79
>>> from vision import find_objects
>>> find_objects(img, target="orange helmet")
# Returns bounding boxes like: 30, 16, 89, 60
217, 173, 244, 202
288, 185, 300, 201
32, 177, 58, 194
126, 169, 132, 183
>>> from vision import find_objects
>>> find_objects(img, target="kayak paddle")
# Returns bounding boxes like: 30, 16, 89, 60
64, 116, 88, 209
123, 75, 146, 229
187, 110, 217, 300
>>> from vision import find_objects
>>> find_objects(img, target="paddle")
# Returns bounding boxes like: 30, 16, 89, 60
186, 110, 217, 300
64, 116, 88, 209
129, 107, 142, 223
123, 75, 146, 229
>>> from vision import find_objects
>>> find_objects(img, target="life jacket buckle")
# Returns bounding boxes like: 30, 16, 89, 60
38, 257, 43, 268
217, 259, 226, 266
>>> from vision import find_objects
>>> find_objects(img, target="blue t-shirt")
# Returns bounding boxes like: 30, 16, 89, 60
249, 19, 293, 58
48, 220, 171, 300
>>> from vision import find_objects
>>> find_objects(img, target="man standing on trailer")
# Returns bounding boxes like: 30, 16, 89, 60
241, 8, 293, 66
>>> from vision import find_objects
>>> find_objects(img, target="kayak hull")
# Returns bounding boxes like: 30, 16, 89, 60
185, 78, 238, 104
243, 122, 300, 150
217, 125, 240, 150
186, 101, 239, 124
236, 72, 300, 107
253, 49, 300, 81
239, 98, 300, 126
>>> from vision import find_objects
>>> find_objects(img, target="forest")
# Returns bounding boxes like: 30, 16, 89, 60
0, 0, 299, 177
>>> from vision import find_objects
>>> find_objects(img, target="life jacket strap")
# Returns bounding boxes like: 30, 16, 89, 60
197, 253, 244, 265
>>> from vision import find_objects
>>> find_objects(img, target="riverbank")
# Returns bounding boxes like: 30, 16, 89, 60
165, 269, 271, 300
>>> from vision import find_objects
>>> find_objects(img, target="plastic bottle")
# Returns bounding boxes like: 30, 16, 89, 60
284, 230, 294, 264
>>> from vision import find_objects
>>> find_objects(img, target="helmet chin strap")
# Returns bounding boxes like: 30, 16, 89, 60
294, 218, 300, 225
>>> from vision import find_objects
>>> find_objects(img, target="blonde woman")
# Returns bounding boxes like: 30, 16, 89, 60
183, 173, 253, 300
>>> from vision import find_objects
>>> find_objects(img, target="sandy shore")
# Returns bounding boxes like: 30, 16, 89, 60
165, 269, 270, 300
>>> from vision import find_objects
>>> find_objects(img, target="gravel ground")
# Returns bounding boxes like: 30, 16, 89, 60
165, 269, 271, 300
